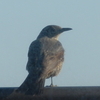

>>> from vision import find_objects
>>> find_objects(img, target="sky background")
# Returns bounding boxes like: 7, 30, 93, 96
0, 0, 100, 87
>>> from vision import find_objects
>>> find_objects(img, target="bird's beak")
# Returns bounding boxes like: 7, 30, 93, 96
55, 27, 72, 35
60, 28, 72, 33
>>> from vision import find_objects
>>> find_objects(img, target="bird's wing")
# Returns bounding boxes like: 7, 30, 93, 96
26, 40, 43, 73
16, 40, 45, 95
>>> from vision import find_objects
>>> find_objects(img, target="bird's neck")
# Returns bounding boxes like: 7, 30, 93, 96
37, 35, 59, 40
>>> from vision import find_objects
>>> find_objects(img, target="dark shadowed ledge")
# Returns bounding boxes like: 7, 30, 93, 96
0, 86, 100, 100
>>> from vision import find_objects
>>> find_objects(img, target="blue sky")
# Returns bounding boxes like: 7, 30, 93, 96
0, 0, 100, 87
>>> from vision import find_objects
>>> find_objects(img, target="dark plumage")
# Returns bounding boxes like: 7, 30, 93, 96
16, 25, 72, 95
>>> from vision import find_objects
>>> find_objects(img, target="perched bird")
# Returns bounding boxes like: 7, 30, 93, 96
16, 25, 72, 95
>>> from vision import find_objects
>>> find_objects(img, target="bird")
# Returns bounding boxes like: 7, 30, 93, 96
15, 25, 72, 95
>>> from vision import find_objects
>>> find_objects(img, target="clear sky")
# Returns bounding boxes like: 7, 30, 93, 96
0, 0, 100, 87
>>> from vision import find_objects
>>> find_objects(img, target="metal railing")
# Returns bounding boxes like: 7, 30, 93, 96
1, 86, 100, 100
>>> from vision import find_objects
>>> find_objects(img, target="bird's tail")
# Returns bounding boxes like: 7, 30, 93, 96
15, 73, 45, 95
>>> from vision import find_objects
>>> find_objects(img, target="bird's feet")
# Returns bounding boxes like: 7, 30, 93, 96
50, 84, 57, 87
46, 84, 57, 87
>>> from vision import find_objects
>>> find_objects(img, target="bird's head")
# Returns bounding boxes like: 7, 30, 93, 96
37, 25, 72, 40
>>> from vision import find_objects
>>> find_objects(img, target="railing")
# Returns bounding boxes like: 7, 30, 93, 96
0, 86, 100, 100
